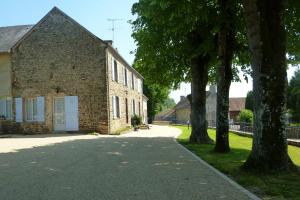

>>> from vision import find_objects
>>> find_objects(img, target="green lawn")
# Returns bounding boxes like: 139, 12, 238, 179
175, 125, 300, 199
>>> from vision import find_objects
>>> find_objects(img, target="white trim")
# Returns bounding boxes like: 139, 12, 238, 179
111, 57, 115, 81
15, 98, 23, 122
37, 96, 45, 122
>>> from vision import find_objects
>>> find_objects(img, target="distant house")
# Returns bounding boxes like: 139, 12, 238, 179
174, 85, 217, 124
0, 7, 147, 134
155, 86, 245, 124
155, 85, 217, 124
228, 97, 246, 122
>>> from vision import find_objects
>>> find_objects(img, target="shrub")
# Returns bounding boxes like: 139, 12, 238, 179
238, 109, 253, 123
131, 115, 142, 127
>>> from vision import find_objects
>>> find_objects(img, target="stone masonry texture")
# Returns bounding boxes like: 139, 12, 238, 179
10, 9, 109, 134
0, 8, 145, 134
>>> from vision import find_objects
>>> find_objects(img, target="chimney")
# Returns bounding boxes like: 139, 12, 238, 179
105, 40, 113, 46
180, 96, 185, 101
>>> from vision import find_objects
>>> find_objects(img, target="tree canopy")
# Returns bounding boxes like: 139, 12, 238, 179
131, 0, 218, 88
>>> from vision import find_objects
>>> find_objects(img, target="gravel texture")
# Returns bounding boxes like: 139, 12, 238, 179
0, 125, 258, 200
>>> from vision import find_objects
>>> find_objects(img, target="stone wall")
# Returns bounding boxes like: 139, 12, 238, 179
175, 108, 190, 124
107, 50, 144, 134
10, 9, 109, 134
0, 54, 12, 97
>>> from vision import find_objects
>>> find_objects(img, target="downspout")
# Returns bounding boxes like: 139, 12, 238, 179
105, 45, 111, 134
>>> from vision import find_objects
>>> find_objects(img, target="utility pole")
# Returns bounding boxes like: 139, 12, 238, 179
107, 18, 123, 42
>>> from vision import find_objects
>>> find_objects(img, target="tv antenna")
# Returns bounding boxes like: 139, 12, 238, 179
107, 18, 123, 42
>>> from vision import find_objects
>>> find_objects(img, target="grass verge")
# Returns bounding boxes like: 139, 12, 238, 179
174, 125, 300, 199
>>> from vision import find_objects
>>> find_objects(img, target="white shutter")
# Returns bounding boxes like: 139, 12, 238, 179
65, 96, 79, 131
111, 58, 115, 81
112, 96, 116, 118
0, 98, 6, 117
15, 98, 23, 122
123, 68, 126, 85
37, 96, 45, 122
116, 97, 120, 117
118, 64, 122, 84
115, 61, 119, 82
126, 70, 129, 87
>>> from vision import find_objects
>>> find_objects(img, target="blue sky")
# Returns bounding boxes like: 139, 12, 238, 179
1, 1, 298, 102
0, 0, 137, 64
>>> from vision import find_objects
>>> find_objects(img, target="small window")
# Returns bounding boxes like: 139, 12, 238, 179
124, 68, 128, 86
132, 73, 135, 90
128, 71, 132, 88
137, 79, 143, 93
111, 58, 118, 82
26, 98, 38, 121
138, 102, 141, 116
131, 99, 136, 116
0, 97, 12, 120
112, 96, 120, 119
114, 60, 118, 82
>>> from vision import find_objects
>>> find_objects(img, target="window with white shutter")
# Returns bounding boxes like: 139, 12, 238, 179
26, 98, 38, 121
124, 67, 128, 86
131, 99, 136, 116
111, 58, 115, 81
0, 97, 12, 120
37, 97, 45, 122
24, 96, 45, 122
112, 96, 120, 119
15, 98, 23, 122
114, 60, 118, 82
132, 73, 135, 90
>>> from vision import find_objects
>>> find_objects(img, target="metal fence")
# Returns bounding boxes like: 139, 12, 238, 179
207, 121, 300, 140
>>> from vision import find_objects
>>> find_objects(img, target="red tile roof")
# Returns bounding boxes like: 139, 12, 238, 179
229, 97, 246, 112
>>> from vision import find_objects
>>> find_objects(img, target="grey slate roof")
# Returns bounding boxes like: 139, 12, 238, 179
0, 25, 33, 53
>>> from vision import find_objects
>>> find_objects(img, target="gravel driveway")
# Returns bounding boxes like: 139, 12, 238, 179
0, 125, 258, 200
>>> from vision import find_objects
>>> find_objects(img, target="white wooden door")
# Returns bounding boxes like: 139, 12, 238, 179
54, 98, 65, 131
65, 96, 79, 131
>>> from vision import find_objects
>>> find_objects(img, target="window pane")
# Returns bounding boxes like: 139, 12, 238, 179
26, 99, 33, 121
0, 98, 6, 118
114, 60, 118, 82
33, 98, 37, 120
6, 98, 12, 119
116, 97, 120, 118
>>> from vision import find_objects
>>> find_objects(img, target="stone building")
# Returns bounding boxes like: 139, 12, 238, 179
228, 97, 246, 122
0, 7, 147, 134
155, 85, 246, 125
174, 85, 217, 125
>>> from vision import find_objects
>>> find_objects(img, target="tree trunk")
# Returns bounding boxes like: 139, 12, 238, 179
243, 0, 294, 171
190, 55, 214, 144
215, 0, 235, 153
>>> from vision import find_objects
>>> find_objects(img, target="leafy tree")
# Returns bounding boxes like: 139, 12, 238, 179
287, 70, 300, 122
142, 81, 170, 123
131, 0, 216, 144
286, 0, 300, 65
160, 98, 176, 112
238, 109, 253, 123
243, 0, 295, 171
245, 91, 254, 111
